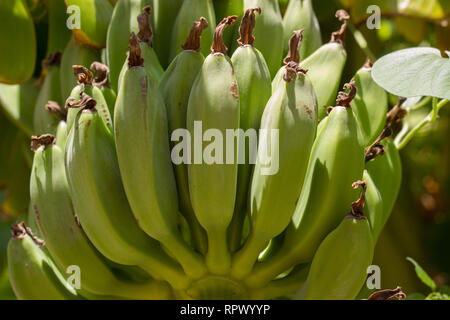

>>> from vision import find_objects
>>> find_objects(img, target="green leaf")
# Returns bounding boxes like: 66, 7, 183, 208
439, 285, 450, 295
406, 257, 436, 291
372, 47, 450, 101
406, 292, 427, 300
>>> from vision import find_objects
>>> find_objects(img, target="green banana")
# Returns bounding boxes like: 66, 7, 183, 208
243, 0, 283, 78
65, 0, 114, 49
0, 80, 39, 136
117, 6, 164, 90
114, 33, 207, 280
246, 79, 364, 288
106, 0, 153, 92
295, 181, 374, 300
275, 10, 349, 120
30, 135, 172, 299
47, 0, 72, 55
65, 65, 113, 132
170, 0, 216, 61
7, 222, 80, 300
365, 138, 402, 241
231, 30, 318, 279
90, 61, 117, 115
34, 53, 64, 135
282, 0, 321, 59
60, 37, 101, 101
153, 0, 183, 68
159, 18, 209, 254
65, 104, 190, 290
228, 8, 272, 253
186, 16, 239, 275
352, 60, 388, 147
213, 0, 243, 52
55, 120, 68, 150
0, 0, 36, 84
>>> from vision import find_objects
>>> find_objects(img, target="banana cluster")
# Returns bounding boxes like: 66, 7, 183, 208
2, 0, 402, 300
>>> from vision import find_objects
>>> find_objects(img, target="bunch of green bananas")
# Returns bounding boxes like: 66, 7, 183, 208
1, 0, 407, 300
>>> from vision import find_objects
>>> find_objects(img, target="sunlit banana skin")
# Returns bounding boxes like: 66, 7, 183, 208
365, 138, 402, 241
231, 30, 318, 279
246, 86, 364, 288
65, 108, 190, 290
7, 222, 80, 300
170, 0, 216, 61
115, 33, 207, 280
31, 136, 172, 299
0, 0, 36, 84
244, 0, 284, 78
282, 0, 322, 59
227, 8, 272, 253
106, 0, 153, 91
187, 16, 240, 275
296, 214, 374, 300
65, 0, 113, 49
160, 18, 209, 254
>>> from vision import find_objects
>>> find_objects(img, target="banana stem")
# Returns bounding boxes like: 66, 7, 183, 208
227, 208, 247, 253
205, 228, 231, 275
231, 233, 268, 280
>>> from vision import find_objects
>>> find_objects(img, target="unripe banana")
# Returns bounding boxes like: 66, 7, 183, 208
106, 0, 153, 91
246, 79, 364, 288
153, 0, 183, 68
159, 18, 209, 254
60, 37, 100, 101
30, 135, 172, 299
295, 181, 374, 300
170, 0, 216, 61
55, 120, 68, 150
0, 0, 36, 84
65, 104, 190, 290
65, 65, 113, 131
65, 0, 114, 49
115, 33, 207, 280
273, 10, 349, 120
7, 222, 80, 300
282, 0, 321, 59
47, 0, 72, 55
243, 0, 283, 78
228, 8, 272, 253
352, 60, 388, 147
0, 80, 39, 136
90, 61, 117, 115
231, 30, 318, 279
117, 6, 164, 90
187, 16, 239, 275
34, 53, 64, 135
365, 138, 402, 241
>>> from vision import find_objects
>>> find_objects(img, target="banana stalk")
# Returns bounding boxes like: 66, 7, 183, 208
187, 16, 240, 275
